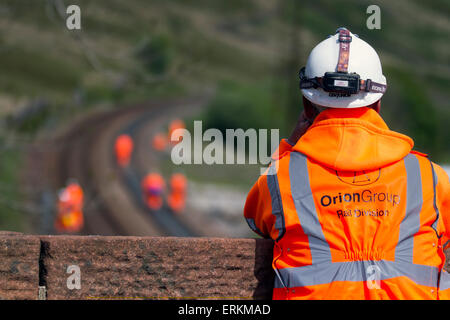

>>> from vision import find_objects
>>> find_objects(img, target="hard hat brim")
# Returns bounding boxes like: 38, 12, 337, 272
301, 87, 384, 108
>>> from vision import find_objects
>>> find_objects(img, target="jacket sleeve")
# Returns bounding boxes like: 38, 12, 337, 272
434, 164, 450, 248
244, 174, 275, 239
244, 139, 292, 239
272, 138, 294, 160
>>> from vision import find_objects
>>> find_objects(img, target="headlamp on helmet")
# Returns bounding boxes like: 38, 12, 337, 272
299, 28, 386, 96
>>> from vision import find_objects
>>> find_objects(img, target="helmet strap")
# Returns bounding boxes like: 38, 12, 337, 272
337, 28, 352, 73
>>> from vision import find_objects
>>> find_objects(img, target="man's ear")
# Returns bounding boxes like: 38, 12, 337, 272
302, 96, 319, 121
369, 100, 381, 113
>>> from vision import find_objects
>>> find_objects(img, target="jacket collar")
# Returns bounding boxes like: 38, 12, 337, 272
292, 107, 414, 171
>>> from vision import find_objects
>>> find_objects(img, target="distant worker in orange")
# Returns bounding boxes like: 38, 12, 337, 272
168, 119, 185, 146
114, 134, 134, 167
141, 173, 165, 210
152, 132, 168, 151
54, 180, 84, 233
168, 173, 187, 214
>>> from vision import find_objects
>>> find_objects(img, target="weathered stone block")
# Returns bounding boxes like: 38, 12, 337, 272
39, 236, 274, 300
0, 232, 40, 300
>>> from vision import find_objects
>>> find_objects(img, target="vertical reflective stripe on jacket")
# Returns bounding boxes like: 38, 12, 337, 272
433, 161, 450, 297
267, 165, 285, 241
395, 154, 422, 263
274, 152, 440, 290
429, 160, 440, 236
289, 152, 332, 264
245, 164, 286, 240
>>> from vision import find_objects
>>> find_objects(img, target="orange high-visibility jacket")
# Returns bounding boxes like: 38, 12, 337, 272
244, 107, 450, 300
58, 183, 84, 213
115, 134, 134, 167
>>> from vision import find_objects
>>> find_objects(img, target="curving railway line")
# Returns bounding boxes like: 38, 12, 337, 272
52, 97, 209, 237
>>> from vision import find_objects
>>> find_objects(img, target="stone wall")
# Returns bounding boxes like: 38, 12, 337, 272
2, 231, 449, 300
0, 232, 274, 300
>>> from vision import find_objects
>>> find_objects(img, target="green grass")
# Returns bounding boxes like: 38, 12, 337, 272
0, 45, 84, 98
0, 146, 29, 232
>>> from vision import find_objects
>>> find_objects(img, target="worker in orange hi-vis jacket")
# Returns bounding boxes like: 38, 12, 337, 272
141, 173, 165, 210
168, 119, 185, 146
244, 27, 450, 300
114, 134, 134, 167
168, 173, 187, 214
152, 132, 168, 151
54, 181, 84, 233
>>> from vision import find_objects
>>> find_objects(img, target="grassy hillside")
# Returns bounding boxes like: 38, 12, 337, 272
1, 0, 448, 156
0, 0, 449, 230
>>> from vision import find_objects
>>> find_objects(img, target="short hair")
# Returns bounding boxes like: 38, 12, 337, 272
311, 103, 328, 113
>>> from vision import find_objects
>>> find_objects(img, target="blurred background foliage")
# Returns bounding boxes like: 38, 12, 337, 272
0, 0, 448, 230
1, 0, 448, 157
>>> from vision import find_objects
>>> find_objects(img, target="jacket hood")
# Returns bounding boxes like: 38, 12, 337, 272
293, 107, 414, 171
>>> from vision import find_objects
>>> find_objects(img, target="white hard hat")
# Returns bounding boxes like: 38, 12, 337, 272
300, 27, 387, 108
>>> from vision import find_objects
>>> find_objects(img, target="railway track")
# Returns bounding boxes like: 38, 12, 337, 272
53, 97, 208, 237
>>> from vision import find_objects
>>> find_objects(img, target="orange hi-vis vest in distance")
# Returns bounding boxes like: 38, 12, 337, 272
115, 134, 134, 167
244, 107, 450, 300
58, 183, 84, 214
168, 173, 187, 213
55, 183, 84, 233
141, 173, 165, 210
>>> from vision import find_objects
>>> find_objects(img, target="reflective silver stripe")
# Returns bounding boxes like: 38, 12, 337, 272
267, 165, 285, 240
429, 161, 440, 236
289, 152, 332, 264
245, 218, 267, 238
395, 154, 423, 263
274, 260, 438, 289
439, 270, 450, 291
